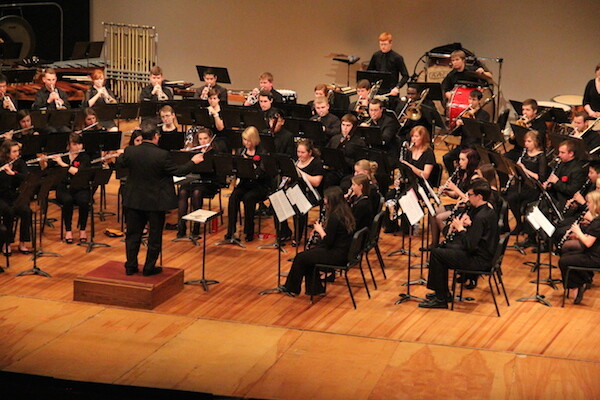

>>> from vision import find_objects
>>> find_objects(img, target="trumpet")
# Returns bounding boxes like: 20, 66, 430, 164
100, 87, 117, 104
51, 85, 66, 110
1, 94, 17, 112
154, 84, 169, 101
26, 149, 84, 165
246, 88, 260, 105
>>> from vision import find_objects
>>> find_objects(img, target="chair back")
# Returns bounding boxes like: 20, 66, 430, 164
490, 233, 510, 272
376, 194, 385, 213
429, 163, 443, 188
368, 210, 386, 249
347, 227, 369, 267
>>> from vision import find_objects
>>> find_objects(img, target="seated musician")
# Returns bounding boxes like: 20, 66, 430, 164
278, 139, 324, 243
278, 186, 356, 297
177, 127, 224, 238
572, 111, 600, 152
158, 105, 179, 134
194, 68, 228, 104
420, 179, 499, 308
310, 96, 340, 143
504, 130, 547, 235
367, 32, 409, 97
82, 69, 118, 131
322, 114, 363, 190
1, 110, 39, 141
395, 84, 435, 137
361, 99, 401, 161
516, 139, 587, 249
506, 98, 547, 161
308, 83, 330, 113
583, 63, 600, 118
50, 133, 92, 244
0, 74, 17, 112
0, 140, 32, 254
207, 89, 226, 133
558, 190, 600, 304
349, 173, 374, 232
74, 108, 111, 133
139, 66, 173, 102
244, 72, 284, 106
441, 50, 492, 101
266, 109, 295, 158
32, 68, 71, 114
430, 148, 479, 248
348, 79, 371, 117
341, 159, 381, 214
225, 127, 271, 242
442, 89, 491, 173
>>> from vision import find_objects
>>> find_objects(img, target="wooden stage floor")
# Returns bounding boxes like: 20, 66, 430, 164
1, 147, 599, 399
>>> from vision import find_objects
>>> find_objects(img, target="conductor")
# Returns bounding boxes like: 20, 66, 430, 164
116, 121, 204, 276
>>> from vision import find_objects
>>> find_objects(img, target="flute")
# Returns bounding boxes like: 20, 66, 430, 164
91, 152, 120, 164
75, 122, 99, 134
25, 149, 84, 165
0, 125, 36, 137
0, 156, 19, 172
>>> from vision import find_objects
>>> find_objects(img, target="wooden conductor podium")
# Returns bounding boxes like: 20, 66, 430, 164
74, 261, 184, 309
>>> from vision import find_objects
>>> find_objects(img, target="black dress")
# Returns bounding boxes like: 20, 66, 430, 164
54, 153, 92, 232
283, 211, 353, 295
559, 217, 600, 288
583, 79, 600, 114
0, 158, 32, 243
351, 195, 373, 232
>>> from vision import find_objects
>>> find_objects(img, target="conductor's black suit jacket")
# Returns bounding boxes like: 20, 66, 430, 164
117, 141, 194, 211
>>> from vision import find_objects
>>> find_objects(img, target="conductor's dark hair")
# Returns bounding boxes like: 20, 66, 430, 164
470, 178, 491, 201
0, 73, 6, 84
258, 90, 273, 101
141, 120, 158, 140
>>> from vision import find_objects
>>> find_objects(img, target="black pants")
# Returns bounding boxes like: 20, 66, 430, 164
0, 199, 32, 243
227, 184, 268, 238
427, 245, 489, 297
558, 247, 596, 289
56, 188, 90, 231
125, 208, 165, 272
505, 185, 538, 229
284, 247, 346, 295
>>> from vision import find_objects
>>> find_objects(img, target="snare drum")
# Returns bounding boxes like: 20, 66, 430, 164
447, 85, 493, 129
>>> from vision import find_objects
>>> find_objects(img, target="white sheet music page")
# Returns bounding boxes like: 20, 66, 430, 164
182, 208, 218, 223
286, 184, 313, 214
399, 188, 425, 225
269, 190, 296, 222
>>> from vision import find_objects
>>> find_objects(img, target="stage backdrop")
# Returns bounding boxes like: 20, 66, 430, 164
90, 0, 600, 104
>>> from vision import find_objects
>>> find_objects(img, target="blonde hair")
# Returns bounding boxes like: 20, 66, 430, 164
242, 126, 260, 147
586, 191, 600, 217
355, 159, 378, 181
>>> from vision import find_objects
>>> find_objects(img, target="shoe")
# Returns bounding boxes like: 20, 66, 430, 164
224, 233, 233, 240
142, 267, 163, 276
418, 297, 449, 309
0, 266, 4, 273
18, 248, 32, 254
465, 278, 478, 290
245, 235, 254, 242
79, 237, 87, 243
291, 240, 299, 247
125, 268, 138, 276
176, 230, 186, 238
574, 284, 587, 304
278, 234, 292, 242
65, 238, 73, 244
425, 292, 452, 302
277, 284, 296, 297
515, 237, 536, 249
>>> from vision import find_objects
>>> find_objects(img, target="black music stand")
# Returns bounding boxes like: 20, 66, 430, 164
44, 132, 71, 154
183, 209, 223, 291
357, 71, 393, 94
19, 135, 44, 159
195, 65, 232, 85
158, 132, 185, 151
220, 106, 242, 129
258, 134, 275, 154
48, 110, 76, 129
356, 126, 381, 148
410, 82, 444, 103
72, 168, 112, 253
16, 172, 51, 278
193, 107, 212, 127
320, 148, 347, 173
30, 110, 49, 130
509, 123, 528, 148
388, 163, 419, 258
298, 119, 324, 145
241, 109, 267, 131
117, 103, 140, 121
0, 111, 17, 133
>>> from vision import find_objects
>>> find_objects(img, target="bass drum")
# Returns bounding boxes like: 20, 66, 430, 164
447, 86, 494, 129
0, 15, 36, 61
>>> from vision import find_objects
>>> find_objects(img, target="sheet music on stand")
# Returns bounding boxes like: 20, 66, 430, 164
420, 172, 441, 205
269, 190, 296, 222
298, 168, 322, 202
417, 185, 435, 216
183, 208, 219, 223
399, 188, 424, 226
286, 184, 314, 214
526, 206, 555, 237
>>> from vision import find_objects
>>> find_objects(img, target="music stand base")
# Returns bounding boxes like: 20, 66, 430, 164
508, 244, 526, 255
214, 238, 246, 248
259, 286, 284, 295
17, 266, 51, 278
402, 278, 427, 286
78, 240, 110, 253
516, 294, 552, 307
529, 278, 561, 290
394, 293, 424, 304
185, 278, 219, 292
257, 241, 288, 253
172, 235, 201, 246
388, 248, 418, 257
33, 250, 61, 259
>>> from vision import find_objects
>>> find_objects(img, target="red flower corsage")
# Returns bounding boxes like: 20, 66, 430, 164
253, 155, 261, 162
561, 176, 568, 183
73, 161, 80, 167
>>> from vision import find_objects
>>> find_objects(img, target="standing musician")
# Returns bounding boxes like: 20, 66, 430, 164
367, 32, 410, 96
32, 68, 70, 111
583, 62, 600, 119
278, 186, 356, 297
0, 140, 32, 254
115, 121, 204, 276
244, 72, 284, 105
266, 109, 295, 158
442, 89, 490, 173
430, 148, 480, 248
349, 174, 374, 232
225, 127, 271, 243
139, 66, 173, 102
504, 130, 547, 235
420, 179, 499, 309
348, 79, 371, 116
278, 139, 324, 243
441, 50, 493, 101
310, 96, 341, 143
158, 105, 179, 134
558, 191, 600, 304
0, 74, 17, 112
176, 128, 224, 238
506, 98, 547, 161
50, 133, 91, 244
361, 99, 401, 157
194, 68, 228, 104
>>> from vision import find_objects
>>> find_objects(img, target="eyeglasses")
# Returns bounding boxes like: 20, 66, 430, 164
467, 192, 476, 197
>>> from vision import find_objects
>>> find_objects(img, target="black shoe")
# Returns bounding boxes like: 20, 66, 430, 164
224, 233, 233, 240
574, 284, 587, 304
0, 266, 4, 273
176, 230, 186, 238
418, 297, 449, 309
515, 237, 536, 249
277, 284, 296, 297
245, 235, 254, 242
465, 278, 478, 290
425, 292, 451, 302
125, 268, 138, 276
142, 267, 163, 276
18, 248, 32, 255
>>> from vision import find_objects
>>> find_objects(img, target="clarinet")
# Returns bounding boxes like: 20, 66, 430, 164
306, 207, 326, 249
562, 178, 592, 214
437, 166, 460, 196
439, 202, 472, 247
544, 157, 562, 188
556, 206, 588, 251
503, 147, 527, 193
